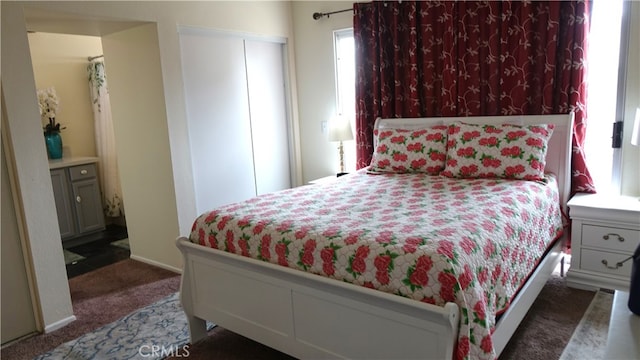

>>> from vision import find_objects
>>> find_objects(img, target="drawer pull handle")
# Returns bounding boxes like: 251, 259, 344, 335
76, 196, 82, 203
601, 255, 633, 270
601, 259, 624, 270
80, 169, 88, 175
602, 233, 624, 242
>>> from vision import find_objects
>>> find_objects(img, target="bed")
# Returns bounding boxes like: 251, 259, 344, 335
176, 113, 574, 360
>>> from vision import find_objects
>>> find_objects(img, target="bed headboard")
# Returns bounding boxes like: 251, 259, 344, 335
373, 114, 575, 211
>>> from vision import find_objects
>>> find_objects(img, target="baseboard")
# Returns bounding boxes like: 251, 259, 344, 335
44, 315, 77, 333
129, 254, 182, 274
566, 269, 630, 292
0, 331, 38, 349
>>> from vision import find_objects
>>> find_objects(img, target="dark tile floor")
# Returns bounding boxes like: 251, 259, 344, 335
65, 225, 130, 279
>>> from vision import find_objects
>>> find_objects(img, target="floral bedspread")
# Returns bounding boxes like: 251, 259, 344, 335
189, 170, 563, 360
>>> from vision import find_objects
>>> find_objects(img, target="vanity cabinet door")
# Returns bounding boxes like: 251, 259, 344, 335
50, 169, 76, 239
70, 178, 105, 234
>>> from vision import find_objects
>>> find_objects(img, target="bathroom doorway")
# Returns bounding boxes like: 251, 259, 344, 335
28, 31, 129, 278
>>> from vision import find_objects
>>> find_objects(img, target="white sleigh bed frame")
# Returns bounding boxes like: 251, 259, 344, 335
176, 113, 574, 359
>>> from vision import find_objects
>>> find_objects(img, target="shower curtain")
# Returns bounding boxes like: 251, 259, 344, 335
88, 60, 123, 217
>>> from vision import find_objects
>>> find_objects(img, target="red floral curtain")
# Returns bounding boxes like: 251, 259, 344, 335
354, 0, 595, 195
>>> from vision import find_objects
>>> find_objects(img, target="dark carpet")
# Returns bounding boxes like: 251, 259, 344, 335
2, 260, 596, 360
499, 273, 596, 359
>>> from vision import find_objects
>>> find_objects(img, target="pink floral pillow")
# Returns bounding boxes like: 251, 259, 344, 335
369, 125, 448, 174
441, 122, 554, 180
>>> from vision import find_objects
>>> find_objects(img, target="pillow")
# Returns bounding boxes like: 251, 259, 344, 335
441, 122, 554, 180
369, 125, 448, 174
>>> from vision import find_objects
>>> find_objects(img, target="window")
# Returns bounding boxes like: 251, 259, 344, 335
584, 0, 625, 194
334, 28, 356, 172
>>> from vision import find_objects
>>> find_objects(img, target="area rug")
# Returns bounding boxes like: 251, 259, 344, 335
558, 290, 613, 360
110, 238, 130, 250
63, 249, 85, 265
33, 292, 214, 360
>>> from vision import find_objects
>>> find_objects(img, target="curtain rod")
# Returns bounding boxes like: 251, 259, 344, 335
313, 8, 352, 20
88, 54, 104, 61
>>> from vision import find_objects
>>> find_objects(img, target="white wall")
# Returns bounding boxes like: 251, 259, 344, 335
1, 2, 76, 334
291, 1, 354, 183
1, 112, 38, 343
28, 33, 102, 158
101, 23, 181, 270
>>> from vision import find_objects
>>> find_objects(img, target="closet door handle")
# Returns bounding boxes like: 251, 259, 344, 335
76, 196, 82, 203
603, 233, 624, 242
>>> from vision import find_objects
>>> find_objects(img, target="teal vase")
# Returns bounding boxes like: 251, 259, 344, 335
44, 132, 63, 159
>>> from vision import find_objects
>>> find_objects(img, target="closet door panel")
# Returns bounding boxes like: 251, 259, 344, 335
180, 32, 257, 213
244, 40, 292, 195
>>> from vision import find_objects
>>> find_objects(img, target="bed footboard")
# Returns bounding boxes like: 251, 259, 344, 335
176, 237, 459, 359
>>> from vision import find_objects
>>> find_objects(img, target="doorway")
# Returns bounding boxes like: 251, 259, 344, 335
28, 31, 129, 279
3, 2, 186, 339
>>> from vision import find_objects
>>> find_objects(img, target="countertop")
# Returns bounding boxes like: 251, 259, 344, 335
48, 156, 99, 170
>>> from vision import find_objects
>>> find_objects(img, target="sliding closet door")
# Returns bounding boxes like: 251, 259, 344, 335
180, 27, 293, 214
244, 40, 292, 195
180, 31, 256, 213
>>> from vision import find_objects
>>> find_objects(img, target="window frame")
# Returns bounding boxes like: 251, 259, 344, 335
610, 0, 632, 194
333, 27, 356, 173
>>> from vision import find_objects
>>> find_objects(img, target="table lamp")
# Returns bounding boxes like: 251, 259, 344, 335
328, 116, 353, 176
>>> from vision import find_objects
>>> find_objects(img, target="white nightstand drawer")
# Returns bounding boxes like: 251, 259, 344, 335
580, 248, 634, 278
581, 225, 639, 253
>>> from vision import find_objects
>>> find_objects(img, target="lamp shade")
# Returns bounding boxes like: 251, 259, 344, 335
632, 107, 640, 146
328, 116, 354, 142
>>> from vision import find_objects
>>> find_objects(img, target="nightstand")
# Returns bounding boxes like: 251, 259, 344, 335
566, 193, 640, 291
